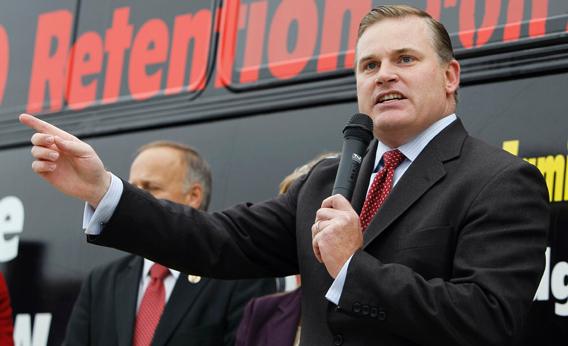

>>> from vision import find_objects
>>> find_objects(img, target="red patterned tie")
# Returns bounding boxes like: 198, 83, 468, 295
359, 150, 405, 231
133, 263, 170, 346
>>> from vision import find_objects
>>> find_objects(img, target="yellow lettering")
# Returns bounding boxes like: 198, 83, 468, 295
501, 139, 568, 202
536, 155, 565, 202
502, 140, 519, 156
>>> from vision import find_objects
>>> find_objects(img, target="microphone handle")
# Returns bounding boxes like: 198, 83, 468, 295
332, 138, 368, 201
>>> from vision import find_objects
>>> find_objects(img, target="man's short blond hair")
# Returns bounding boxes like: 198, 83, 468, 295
279, 152, 339, 194
358, 5, 454, 64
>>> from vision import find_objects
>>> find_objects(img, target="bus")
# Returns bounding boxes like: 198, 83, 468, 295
0, 0, 566, 344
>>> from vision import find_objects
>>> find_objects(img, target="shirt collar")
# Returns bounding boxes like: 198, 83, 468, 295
374, 114, 457, 172
142, 258, 180, 279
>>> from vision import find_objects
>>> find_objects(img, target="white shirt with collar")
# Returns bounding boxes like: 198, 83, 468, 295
137, 258, 180, 311
83, 114, 458, 306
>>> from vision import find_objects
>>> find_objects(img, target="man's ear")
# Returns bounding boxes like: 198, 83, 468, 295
185, 183, 203, 209
445, 59, 460, 95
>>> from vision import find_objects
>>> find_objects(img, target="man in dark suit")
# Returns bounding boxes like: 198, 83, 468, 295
22, 5, 549, 346
63, 141, 275, 346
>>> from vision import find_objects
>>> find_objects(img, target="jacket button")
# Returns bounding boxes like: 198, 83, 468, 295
370, 307, 378, 318
378, 310, 387, 321
335, 305, 342, 312
353, 302, 361, 313
362, 304, 370, 316
334, 334, 344, 345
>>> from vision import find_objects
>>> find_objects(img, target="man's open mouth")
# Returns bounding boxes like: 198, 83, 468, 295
376, 92, 406, 104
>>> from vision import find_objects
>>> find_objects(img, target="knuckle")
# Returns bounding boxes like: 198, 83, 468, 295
318, 230, 331, 243
347, 213, 358, 224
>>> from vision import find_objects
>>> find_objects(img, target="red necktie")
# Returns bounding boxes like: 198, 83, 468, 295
133, 263, 170, 346
359, 149, 405, 231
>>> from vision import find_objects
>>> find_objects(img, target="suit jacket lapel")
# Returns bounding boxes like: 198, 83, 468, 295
363, 119, 467, 247
151, 275, 209, 346
115, 256, 142, 346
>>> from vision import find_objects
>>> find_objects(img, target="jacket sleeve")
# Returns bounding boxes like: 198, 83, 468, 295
88, 177, 306, 279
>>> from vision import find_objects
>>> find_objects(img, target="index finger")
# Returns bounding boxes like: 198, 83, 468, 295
19, 113, 77, 141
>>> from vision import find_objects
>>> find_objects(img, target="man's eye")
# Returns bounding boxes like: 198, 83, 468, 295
400, 56, 414, 63
365, 62, 377, 70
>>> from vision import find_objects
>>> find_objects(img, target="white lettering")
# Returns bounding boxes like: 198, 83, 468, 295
535, 247, 550, 301
551, 261, 568, 316
13, 313, 52, 346
534, 246, 568, 316
0, 196, 24, 262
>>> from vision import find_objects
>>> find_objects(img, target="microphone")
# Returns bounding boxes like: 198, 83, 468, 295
332, 113, 374, 201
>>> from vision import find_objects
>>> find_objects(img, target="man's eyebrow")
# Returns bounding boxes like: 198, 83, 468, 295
393, 47, 420, 55
357, 47, 421, 63
357, 55, 375, 65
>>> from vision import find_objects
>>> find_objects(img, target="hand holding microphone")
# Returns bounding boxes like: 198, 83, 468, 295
312, 114, 373, 277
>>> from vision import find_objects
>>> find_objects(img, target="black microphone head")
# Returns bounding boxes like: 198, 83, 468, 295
343, 113, 373, 144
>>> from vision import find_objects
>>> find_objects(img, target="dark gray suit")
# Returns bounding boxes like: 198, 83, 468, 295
63, 255, 275, 346
89, 119, 549, 345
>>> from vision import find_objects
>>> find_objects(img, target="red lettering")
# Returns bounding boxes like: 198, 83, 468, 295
504, 0, 523, 42
426, 0, 442, 20
239, 1, 267, 84
458, 0, 501, 49
529, 0, 548, 38
129, 19, 169, 100
0, 25, 9, 105
317, 0, 371, 72
27, 10, 72, 113
103, 7, 133, 104
166, 9, 212, 94
268, 0, 318, 80
426, 0, 457, 20
215, 1, 243, 87
66, 32, 103, 110
504, 0, 548, 42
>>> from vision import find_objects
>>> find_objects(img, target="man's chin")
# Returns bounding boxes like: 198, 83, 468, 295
372, 113, 412, 130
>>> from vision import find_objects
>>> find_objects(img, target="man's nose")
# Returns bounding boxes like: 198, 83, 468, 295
375, 63, 398, 84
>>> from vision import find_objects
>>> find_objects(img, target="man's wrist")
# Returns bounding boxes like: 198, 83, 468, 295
84, 173, 124, 235
87, 171, 112, 208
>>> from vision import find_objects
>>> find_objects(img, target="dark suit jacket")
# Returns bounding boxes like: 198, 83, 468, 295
235, 288, 301, 346
90, 119, 550, 346
63, 255, 276, 346
0, 273, 14, 346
